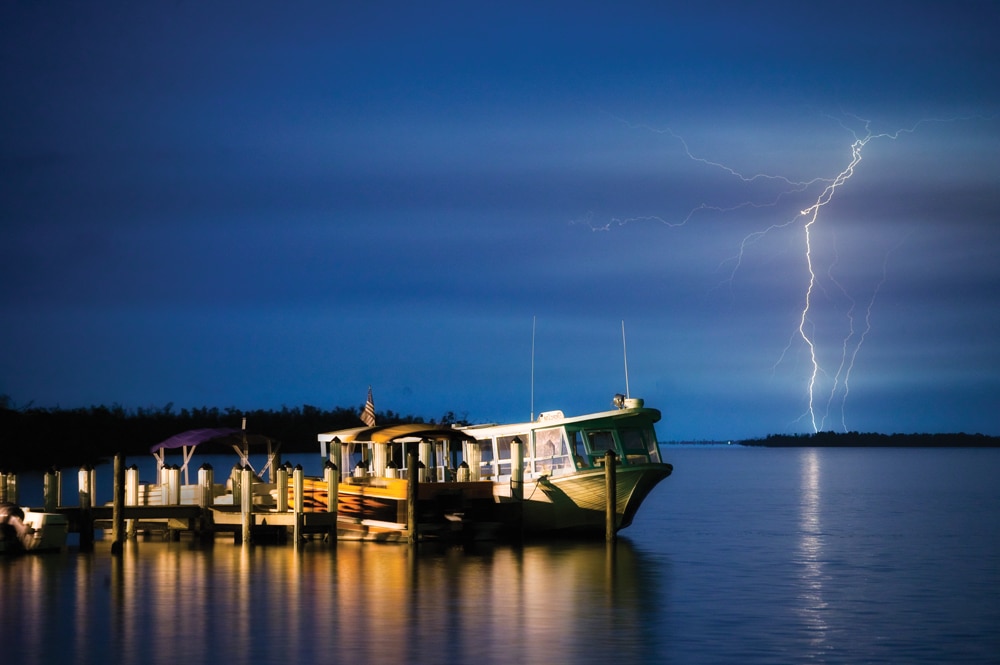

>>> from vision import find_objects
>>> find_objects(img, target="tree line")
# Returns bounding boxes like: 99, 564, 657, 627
0, 398, 448, 472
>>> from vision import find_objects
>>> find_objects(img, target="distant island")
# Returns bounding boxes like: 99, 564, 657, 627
738, 432, 1000, 447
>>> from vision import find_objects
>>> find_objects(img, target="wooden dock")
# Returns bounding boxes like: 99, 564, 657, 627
0, 452, 445, 549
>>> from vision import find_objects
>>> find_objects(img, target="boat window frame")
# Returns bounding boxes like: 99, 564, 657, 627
474, 438, 495, 478
494, 434, 527, 480
618, 426, 659, 465
530, 426, 571, 476
581, 429, 619, 465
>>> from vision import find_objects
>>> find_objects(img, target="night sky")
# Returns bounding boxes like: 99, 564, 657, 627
2, 2, 998, 440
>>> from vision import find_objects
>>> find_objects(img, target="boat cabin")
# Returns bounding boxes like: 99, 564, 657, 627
460, 398, 664, 484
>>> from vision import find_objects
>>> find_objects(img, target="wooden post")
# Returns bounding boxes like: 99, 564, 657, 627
125, 465, 140, 539
240, 465, 253, 545
111, 453, 126, 555
464, 441, 481, 481
77, 465, 91, 506
0, 472, 15, 504
160, 464, 170, 506
198, 464, 215, 507
230, 464, 242, 507
324, 461, 338, 543
276, 464, 289, 513
78, 465, 94, 551
43, 468, 59, 512
407, 447, 419, 544
0, 471, 17, 504
511, 437, 524, 501
293, 464, 304, 547
198, 463, 215, 543
511, 437, 524, 544
166, 465, 181, 505
419, 439, 434, 482
605, 450, 617, 544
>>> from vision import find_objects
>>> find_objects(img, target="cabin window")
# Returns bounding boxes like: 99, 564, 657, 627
619, 428, 657, 464
586, 430, 617, 464
532, 427, 569, 475
495, 435, 512, 477
569, 430, 591, 468
495, 434, 527, 478
475, 439, 495, 478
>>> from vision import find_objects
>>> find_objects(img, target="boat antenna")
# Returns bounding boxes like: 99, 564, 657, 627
622, 320, 630, 399
530, 315, 536, 421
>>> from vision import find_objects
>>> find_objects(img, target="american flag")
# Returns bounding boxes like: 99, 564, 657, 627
361, 387, 376, 427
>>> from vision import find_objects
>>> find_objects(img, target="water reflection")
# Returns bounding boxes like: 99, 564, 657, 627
2, 538, 665, 665
797, 448, 829, 652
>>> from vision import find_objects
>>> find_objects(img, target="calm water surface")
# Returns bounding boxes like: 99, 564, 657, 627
2, 447, 998, 665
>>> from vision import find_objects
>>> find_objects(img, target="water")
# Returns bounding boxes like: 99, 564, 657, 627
2, 447, 998, 665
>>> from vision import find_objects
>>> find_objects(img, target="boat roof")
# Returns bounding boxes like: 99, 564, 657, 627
459, 404, 661, 438
150, 428, 280, 453
317, 423, 476, 444
150, 427, 241, 453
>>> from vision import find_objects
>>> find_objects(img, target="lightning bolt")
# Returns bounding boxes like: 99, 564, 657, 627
795, 117, 928, 431
585, 112, 989, 433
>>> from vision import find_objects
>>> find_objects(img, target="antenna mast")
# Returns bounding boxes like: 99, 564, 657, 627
530, 316, 536, 421
622, 320, 630, 399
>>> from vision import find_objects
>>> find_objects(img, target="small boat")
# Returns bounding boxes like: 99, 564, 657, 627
0, 503, 68, 554
317, 395, 672, 538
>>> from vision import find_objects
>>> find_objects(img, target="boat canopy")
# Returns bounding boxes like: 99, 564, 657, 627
150, 427, 282, 483
318, 423, 476, 444
150, 427, 241, 453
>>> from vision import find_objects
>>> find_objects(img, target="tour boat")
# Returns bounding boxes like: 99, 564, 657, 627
317, 395, 673, 537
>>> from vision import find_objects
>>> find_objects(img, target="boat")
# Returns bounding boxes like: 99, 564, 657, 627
314, 423, 498, 541
0, 503, 68, 554
317, 395, 672, 538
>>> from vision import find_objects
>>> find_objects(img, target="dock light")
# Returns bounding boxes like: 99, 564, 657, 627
613, 394, 626, 409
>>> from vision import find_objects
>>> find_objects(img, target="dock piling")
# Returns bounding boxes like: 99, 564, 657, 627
276, 464, 289, 513
407, 448, 418, 544
78, 465, 95, 551
239, 465, 252, 545
43, 468, 59, 512
198, 464, 214, 508
293, 464, 304, 546
112, 453, 126, 555
0, 472, 14, 504
323, 461, 338, 543
511, 437, 524, 545
198, 463, 215, 542
125, 465, 139, 538
605, 450, 617, 543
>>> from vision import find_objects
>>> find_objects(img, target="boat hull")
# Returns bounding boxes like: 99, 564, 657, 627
492, 463, 672, 536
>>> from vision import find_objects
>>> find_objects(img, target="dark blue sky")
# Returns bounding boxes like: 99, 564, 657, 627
2, 2, 998, 440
